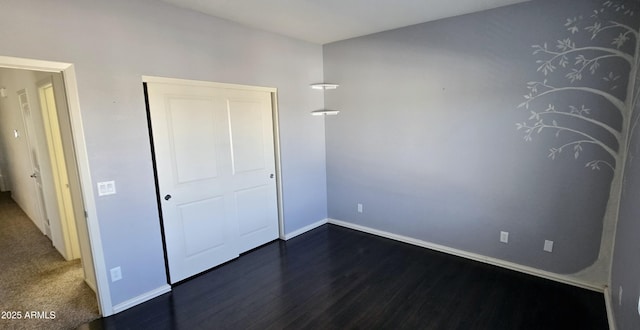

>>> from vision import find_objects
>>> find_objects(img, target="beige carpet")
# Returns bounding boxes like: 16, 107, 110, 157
0, 192, 99, 330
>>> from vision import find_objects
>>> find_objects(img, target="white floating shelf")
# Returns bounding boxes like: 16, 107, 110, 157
311, 110, 340, 116
310, 83, 339, 90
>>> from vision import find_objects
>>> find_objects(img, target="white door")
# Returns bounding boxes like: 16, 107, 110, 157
146, 79, 279, 284
17, 89, 51, 238
38, 80, 81, 260
31, 163, 51, 238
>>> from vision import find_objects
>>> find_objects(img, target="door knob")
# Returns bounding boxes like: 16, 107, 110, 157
164, 194, 172, 201
270, 174, 275, 179
30, 173, 37, 178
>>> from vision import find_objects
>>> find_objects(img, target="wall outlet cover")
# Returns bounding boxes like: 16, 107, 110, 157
543, 240, 554, 252
500, 231, 509, 243
110, 266, 122, 282
619, 286, 623, 306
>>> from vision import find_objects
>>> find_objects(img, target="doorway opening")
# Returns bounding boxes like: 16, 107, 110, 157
0, 56, 110, 324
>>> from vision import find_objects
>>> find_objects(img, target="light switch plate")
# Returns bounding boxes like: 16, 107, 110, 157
97, 181, 117, 196
544, 240, 554, 252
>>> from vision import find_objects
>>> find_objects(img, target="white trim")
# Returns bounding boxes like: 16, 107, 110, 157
604, 286, 617, 330
0, 56, 66, 72
62, 65, 113, 316
328, 219, 605, 292
112, 284, 171, 314
272, 93, 286, 241
141, 76, 276, 93
0, 56, 113, 316
283, 218, 328, 240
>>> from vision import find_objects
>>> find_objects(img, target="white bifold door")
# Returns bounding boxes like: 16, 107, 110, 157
146, 78, 279, 284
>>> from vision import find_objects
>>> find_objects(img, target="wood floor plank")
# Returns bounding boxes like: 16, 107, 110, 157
78, 224, 608, 330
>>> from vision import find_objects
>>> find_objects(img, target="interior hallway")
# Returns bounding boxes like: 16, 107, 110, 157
0, 191, 99, 329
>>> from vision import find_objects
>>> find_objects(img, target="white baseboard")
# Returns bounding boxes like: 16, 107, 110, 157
604, 286, 617, 330
283, 218, 328, 240
112, 284, 171, 314
328, 218, 605, 292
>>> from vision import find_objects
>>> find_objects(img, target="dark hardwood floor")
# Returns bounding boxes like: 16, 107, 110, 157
78, 224, 608, 329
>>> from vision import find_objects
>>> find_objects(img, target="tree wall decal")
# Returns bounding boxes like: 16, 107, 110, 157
517, 1, 639, 173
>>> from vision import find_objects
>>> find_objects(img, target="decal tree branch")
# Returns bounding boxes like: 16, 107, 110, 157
517, 0, 639, 171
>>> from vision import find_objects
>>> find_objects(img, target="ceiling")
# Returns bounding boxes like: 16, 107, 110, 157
157, 0, 530, 44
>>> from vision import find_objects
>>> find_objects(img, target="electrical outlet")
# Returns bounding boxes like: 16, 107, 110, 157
543, 240, 554, 252
500, 231, 509, 243
357, 203, 363, 213
110, 266, 122, 282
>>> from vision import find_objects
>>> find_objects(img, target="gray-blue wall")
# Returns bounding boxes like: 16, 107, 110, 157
0, 0, 327, 307
611, 98, 640, 328
324, 0, 633, 276
3, 0, 639, 322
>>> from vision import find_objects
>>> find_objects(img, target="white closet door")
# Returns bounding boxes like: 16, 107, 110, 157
147, 80, 278, 283
225, 88, 279, 252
